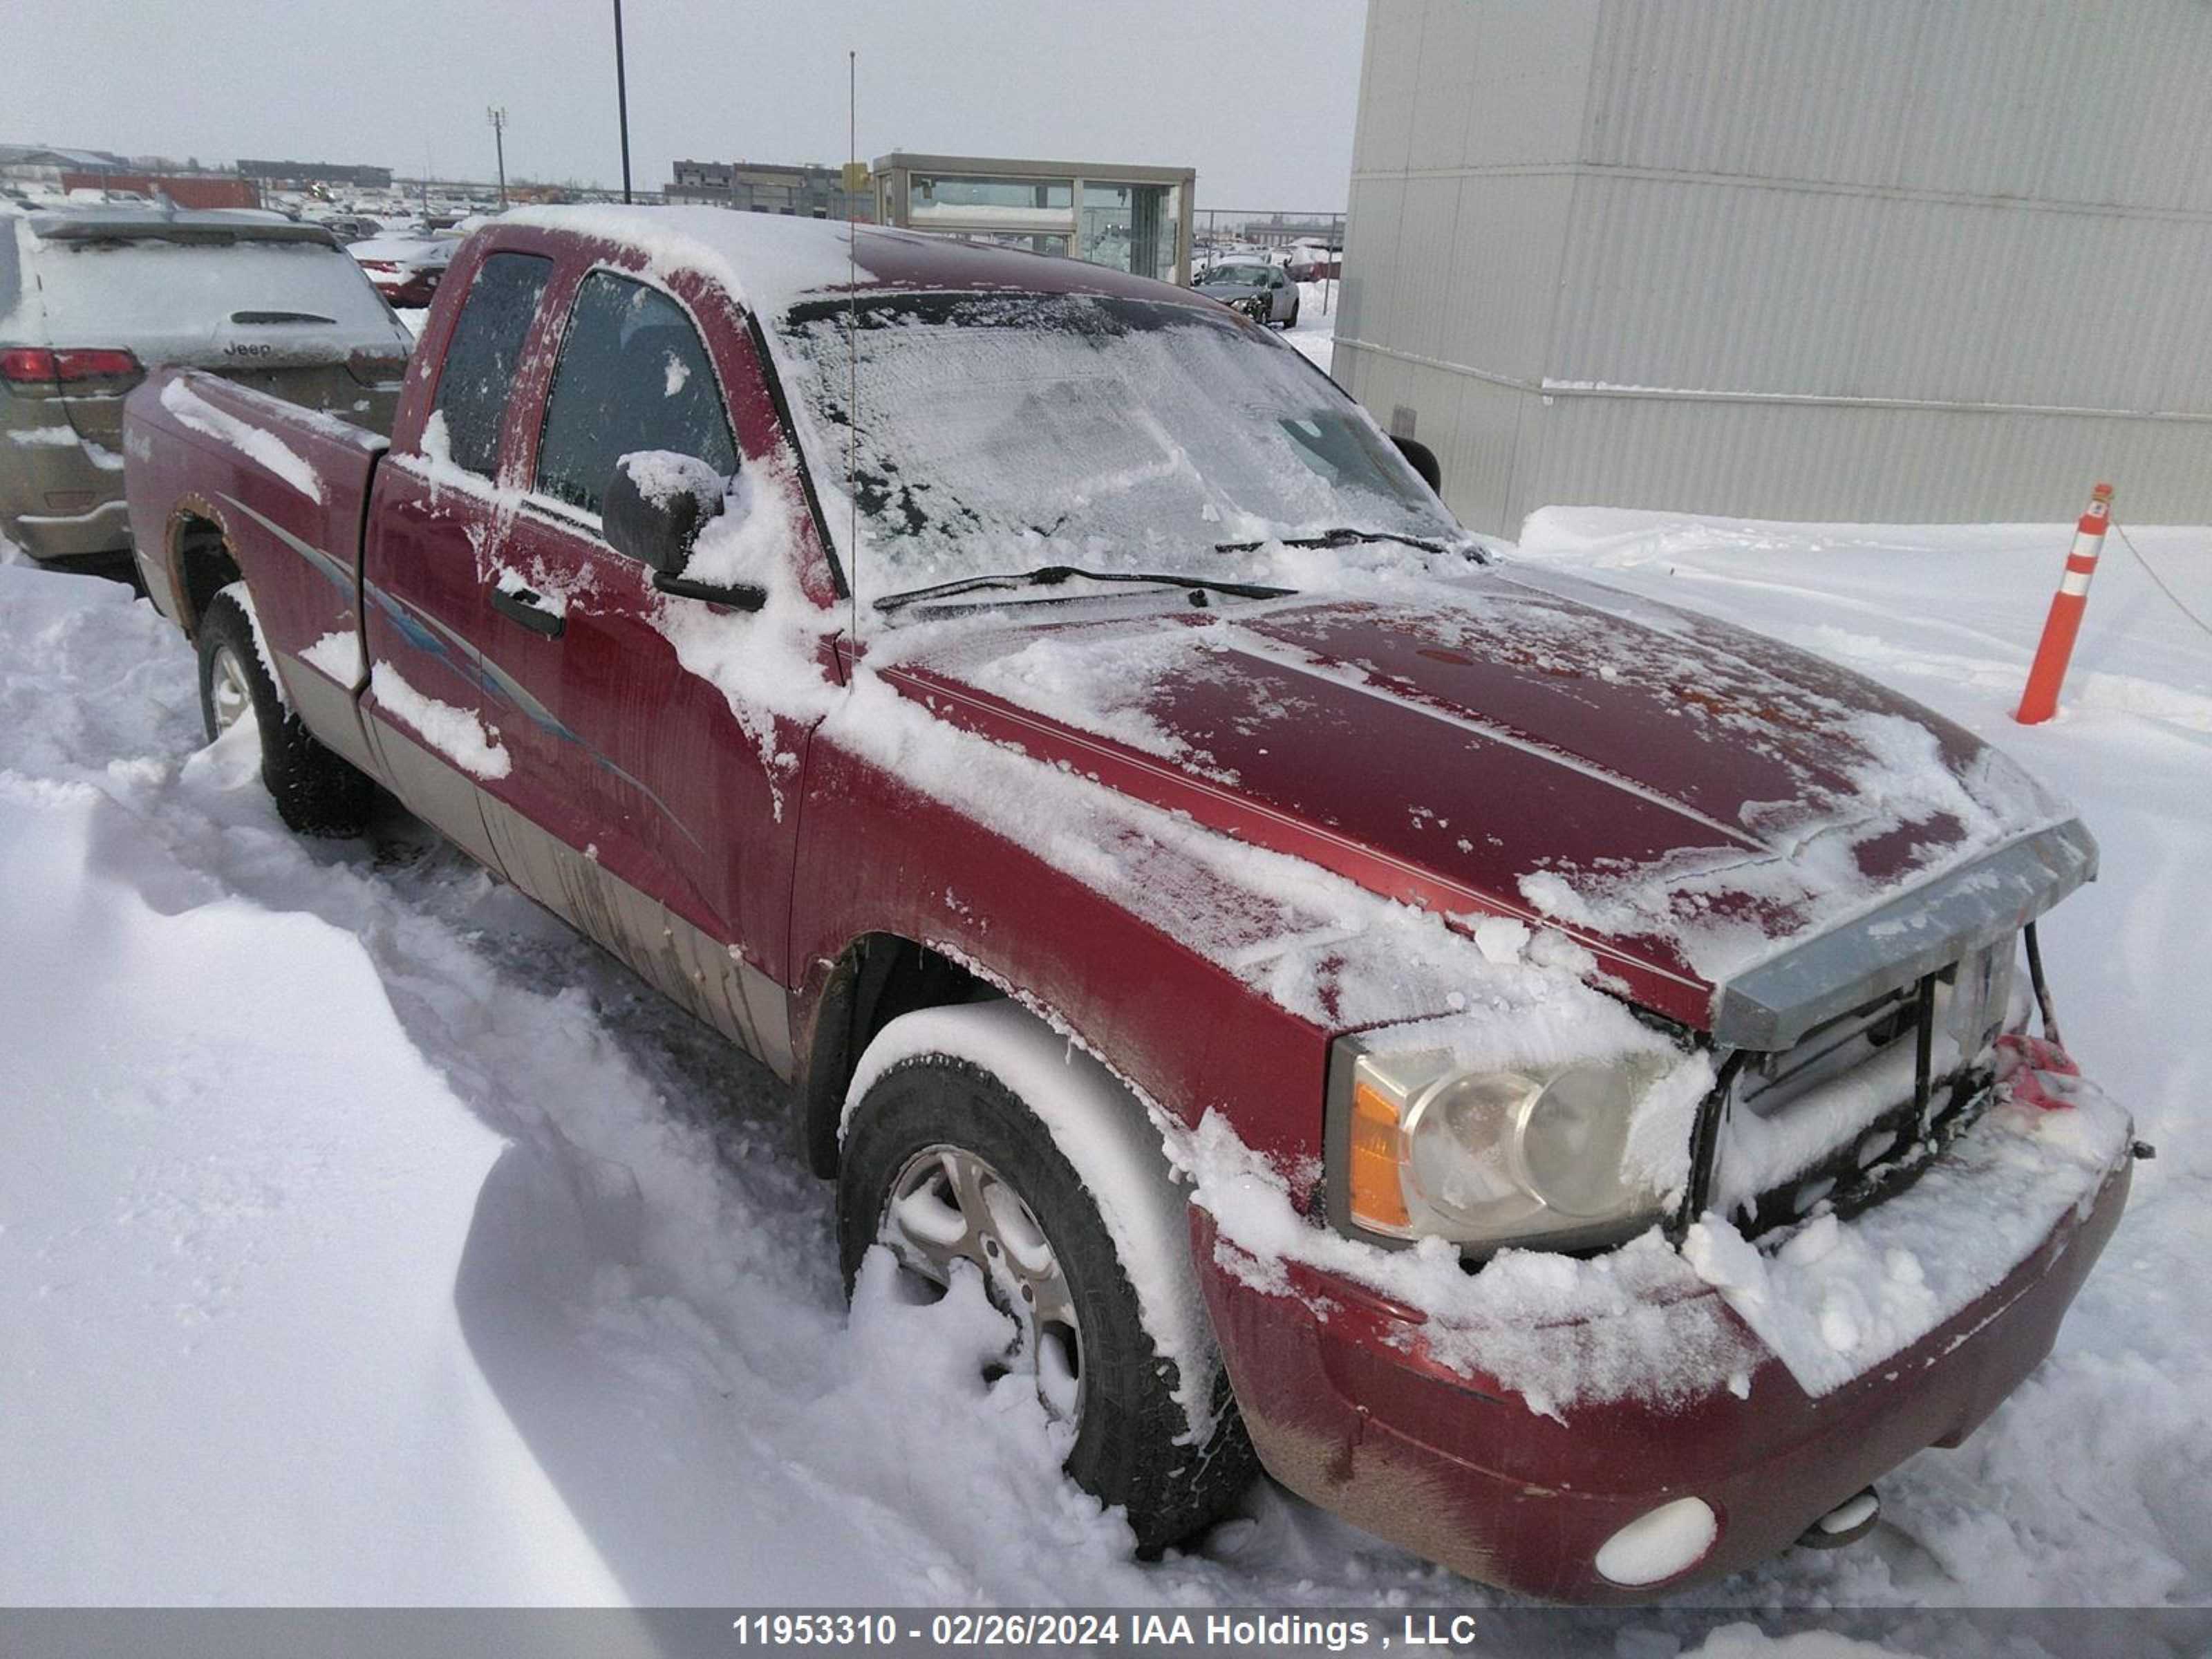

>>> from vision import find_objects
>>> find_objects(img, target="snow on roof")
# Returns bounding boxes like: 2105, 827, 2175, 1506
498, 203, 1197, 321
0, 144, 133, 169
8, 202, 323, 242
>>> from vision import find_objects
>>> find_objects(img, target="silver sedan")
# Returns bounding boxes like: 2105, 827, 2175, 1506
1192, 259, 1300, 328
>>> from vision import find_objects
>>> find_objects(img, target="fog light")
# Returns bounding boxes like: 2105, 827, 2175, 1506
1594, 1497, 1718, 1586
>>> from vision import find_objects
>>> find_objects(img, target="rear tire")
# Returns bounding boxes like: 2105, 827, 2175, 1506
838, 1012, 1256, 1553
196, 585, 375, 838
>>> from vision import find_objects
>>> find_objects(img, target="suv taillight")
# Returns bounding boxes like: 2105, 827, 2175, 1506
57, 348, 143, 382
1, 346, 58, 385
2, 347, 143, 392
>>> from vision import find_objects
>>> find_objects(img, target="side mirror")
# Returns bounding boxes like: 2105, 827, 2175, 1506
1391, 434, 1443, 496
604, 450, 722, 574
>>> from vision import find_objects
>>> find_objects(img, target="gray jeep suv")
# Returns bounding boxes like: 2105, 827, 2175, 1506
1, 205, 411, 572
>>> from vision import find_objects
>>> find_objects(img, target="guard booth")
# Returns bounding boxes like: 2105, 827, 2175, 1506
871, 152, 1196, 285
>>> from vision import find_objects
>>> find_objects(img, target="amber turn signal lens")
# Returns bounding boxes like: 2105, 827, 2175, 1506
1349, 1079, 1411, 1231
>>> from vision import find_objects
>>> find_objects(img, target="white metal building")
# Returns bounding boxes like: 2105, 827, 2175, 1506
1335, 0, 2212, 535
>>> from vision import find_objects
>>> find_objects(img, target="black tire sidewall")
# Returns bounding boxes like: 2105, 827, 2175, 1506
838, 1051, 1253, 1550
196, 589, 373, 837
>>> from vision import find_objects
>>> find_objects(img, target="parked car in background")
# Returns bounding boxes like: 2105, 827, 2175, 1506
347, 232, 458, 308
0, 204, 411, 573
1192, 243, 1260, 276
1284, 243, 1341, 282
313, 214, 382, 245
118, 207, 2135, 1602
1194, 256, 1299, 326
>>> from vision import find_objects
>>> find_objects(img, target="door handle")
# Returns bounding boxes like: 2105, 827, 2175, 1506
491, 581, 564, 639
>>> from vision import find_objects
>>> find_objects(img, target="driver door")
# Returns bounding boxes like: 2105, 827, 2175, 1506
470, 266, 808, 1072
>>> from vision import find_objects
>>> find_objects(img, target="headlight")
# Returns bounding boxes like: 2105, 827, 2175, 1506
1332, 1040, 1666, 1250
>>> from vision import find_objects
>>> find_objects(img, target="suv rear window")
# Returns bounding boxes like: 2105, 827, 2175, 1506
430, 250, 553, 478
30, 236, 396, 341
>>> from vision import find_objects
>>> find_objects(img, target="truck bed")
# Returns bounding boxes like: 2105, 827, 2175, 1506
122, 367, 388, 761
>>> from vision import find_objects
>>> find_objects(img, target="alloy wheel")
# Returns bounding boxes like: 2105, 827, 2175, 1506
208, 644, 255, 735
879, 1143, 1084, 1425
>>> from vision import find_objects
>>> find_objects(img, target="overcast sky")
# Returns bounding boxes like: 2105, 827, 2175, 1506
13, 0, 1368, 212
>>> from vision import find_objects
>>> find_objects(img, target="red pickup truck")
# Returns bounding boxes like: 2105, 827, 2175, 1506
120, 207, 2137, 1600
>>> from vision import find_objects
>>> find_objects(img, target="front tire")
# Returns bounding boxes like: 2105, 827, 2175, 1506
197, 585, 375, 837
837, 1006, 1255, 1553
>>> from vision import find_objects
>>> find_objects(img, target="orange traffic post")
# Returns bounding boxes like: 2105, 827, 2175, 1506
2014, 482, 2113, 725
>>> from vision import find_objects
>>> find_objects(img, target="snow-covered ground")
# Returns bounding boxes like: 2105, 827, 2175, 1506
1286, 279, 1337, 373
1, 507, 2206, 1633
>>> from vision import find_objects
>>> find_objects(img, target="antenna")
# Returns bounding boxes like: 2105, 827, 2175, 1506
846, 48, 860, 645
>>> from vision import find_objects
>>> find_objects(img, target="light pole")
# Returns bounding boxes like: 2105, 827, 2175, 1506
612, 0, 633, 203
487, 106, 508, 208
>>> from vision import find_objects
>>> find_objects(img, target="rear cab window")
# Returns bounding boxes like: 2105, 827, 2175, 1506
428, 250, 554, 478
533, 270, 735, 521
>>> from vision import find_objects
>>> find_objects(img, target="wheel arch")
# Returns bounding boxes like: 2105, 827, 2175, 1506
798, 931, 1000, 1179
167, 496, 242, 639
796, 931, 1186, 1199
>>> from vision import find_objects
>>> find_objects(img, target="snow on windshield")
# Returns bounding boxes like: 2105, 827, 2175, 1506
31, 236, 395, 341
776, 292, 1462, 603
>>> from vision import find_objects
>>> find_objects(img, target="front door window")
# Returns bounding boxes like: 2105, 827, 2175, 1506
534, 271, 737, 518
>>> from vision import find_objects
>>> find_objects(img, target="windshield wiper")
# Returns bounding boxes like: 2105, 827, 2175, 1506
873, 564, 1295, 615
1212, 525, 1483, 561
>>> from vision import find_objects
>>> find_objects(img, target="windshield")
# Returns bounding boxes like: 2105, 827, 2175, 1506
1199, 264, 1268, 288
778, 291, 1464, 603
32, 236, 396, 341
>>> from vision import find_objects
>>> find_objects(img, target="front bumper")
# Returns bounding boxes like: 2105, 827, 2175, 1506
1193, 1132, 2132, 1602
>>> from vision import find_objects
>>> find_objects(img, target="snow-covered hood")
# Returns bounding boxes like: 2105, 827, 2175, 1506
879, 565, 2081, 1035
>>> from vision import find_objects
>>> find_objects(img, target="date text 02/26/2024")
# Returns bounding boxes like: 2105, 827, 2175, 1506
727, 1611, 1483, 1651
